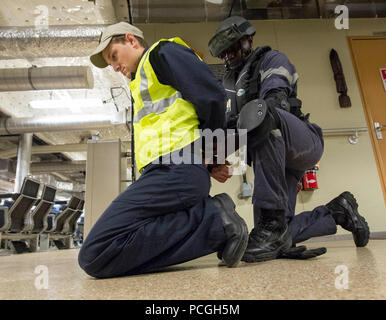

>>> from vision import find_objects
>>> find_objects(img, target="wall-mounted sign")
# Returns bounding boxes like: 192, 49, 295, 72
380, 68, 386, 91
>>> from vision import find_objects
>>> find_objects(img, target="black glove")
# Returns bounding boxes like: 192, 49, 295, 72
278, 245, 327, 260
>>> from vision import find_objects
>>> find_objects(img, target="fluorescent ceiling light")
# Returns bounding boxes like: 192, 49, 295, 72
29, 99, 104, 109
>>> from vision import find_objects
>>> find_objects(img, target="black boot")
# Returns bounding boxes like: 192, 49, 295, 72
242, 209, 292, 263
326, 191, 370, 247
212, 193, 248, 267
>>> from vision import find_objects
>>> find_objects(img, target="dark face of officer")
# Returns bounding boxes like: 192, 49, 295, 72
220, 36, 253, 70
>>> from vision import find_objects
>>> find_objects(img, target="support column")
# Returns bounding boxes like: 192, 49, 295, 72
14, 133, 33, 193
84, 139, 127, 238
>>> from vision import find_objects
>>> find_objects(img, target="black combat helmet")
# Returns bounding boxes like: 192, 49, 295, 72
208, 16, 256, 58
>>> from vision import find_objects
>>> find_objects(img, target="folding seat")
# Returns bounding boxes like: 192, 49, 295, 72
63, 199, 84, 235
23, 185, 57, 233
0, 177, 40, 233
52, 196, 81, 234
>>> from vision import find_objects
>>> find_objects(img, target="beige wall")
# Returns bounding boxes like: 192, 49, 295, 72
138, 18, 386, 235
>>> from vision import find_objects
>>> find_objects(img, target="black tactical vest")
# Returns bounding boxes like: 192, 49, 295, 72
223, 46, 272, 129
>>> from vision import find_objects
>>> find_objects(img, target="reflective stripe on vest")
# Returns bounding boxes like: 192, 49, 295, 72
133, 48, 183, 123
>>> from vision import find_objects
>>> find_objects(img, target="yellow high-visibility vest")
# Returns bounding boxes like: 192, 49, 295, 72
129, 37, 201, 172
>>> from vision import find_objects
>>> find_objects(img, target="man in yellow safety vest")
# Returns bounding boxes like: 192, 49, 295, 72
78, 21, 249, 278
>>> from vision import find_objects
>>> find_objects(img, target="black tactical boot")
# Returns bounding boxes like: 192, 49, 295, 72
326, 191, 370, 247
212, 193, 248, 267
242, 209, 292, 263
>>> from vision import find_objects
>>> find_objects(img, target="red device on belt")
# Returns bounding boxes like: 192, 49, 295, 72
302, 170, 318, 190
299, 162, 320, 191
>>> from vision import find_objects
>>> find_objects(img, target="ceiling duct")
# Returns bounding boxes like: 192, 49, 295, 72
0, 25, 103, 59
0, 66, 94, 92
0, 110, 126, 135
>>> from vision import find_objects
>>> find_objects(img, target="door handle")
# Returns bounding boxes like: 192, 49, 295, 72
374, 122, 386, 140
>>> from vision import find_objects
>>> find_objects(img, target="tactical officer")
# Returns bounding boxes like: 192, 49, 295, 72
78, 22, 249, 278
208, 16, 370, 263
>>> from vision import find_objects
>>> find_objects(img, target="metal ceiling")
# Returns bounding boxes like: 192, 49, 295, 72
129, 0, 386, 23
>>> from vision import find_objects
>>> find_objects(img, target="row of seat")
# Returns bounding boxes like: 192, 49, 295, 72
46, 197, 84, 236
0, 177, 84, 253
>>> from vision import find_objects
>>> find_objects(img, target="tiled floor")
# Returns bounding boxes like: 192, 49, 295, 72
0, 239, 385, 300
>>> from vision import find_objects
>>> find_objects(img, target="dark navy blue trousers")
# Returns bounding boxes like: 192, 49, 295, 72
250, 108, 337, 244
78, 156, 227, 278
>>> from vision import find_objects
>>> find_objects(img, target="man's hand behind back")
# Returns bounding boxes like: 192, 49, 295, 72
210, 161, 233, 183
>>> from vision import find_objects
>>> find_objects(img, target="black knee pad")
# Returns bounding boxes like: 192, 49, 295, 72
237, 99, 280, 149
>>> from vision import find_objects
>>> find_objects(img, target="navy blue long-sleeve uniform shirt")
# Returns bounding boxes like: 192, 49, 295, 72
258, 49, 298, 100
147, 41, 227, 131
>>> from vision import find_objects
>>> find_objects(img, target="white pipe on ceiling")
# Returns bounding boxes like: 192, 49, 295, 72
0, 110, 127, 135
0, 25, 104, 59
0, 66, 94, 92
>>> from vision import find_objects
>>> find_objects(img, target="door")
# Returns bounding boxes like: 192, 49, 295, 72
349, 36, 386, 202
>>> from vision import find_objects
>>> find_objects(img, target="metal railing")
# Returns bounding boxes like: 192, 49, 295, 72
322, 127, 368, 144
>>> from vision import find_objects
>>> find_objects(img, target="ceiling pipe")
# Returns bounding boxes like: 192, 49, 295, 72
0, 143, 88, 159
30, 160, 86, 174
1, 159, 86, 175
0, 66, 94, 92
0, 110, 127, 135
0, 25, 104, 59
0, 142, 131, 159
